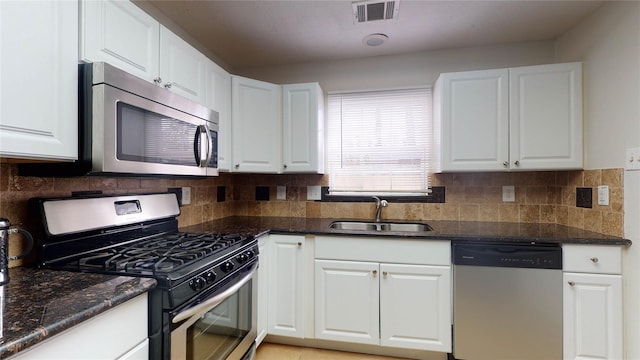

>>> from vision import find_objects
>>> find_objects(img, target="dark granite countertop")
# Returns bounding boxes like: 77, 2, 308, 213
182, 216, 631, 246
0, 267, 156, 359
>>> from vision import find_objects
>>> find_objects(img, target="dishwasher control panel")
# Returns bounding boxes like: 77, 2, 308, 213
452, 242, 562, 269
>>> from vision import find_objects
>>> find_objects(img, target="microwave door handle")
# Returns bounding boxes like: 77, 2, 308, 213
194, 125, 209, 167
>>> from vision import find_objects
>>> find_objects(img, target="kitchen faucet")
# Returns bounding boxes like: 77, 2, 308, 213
372, 196, 388, 222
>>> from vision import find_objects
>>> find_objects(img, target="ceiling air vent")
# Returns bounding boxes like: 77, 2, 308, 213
352, 0, 399, 23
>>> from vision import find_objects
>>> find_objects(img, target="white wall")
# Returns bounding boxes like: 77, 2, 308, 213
555, 2, 640, 359
236, 41, 555, 91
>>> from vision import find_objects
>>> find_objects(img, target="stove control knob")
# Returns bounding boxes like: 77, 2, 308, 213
245, 250, 256, 259
189, 277, 206, 291
221, 261, 234, 272
205, 271, 216, 283
236, 253, 249, 263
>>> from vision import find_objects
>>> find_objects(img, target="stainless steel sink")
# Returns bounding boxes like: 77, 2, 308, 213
329, 221, 433, 232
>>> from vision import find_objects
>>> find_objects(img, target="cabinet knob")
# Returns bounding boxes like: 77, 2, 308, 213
372, 270, 377, 276
283, 164, 288, 169
382, 271, 388, 276
590, 257, 599, 263
297, 242, 302, 247
235, 164, 240, 169
164, 82, 173, 89
568, 281, 575, 286
514, 160, 520, 166
502, 161, 508, 167
153, 77, 162, 84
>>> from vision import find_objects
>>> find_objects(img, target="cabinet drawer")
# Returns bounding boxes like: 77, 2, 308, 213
563, 244, 622, 274
315, 236, 450, 265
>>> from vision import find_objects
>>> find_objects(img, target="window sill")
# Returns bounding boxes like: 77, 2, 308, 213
320, 186, 445, 203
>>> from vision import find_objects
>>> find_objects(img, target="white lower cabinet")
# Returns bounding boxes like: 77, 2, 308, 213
314, 236, 451, 353
10, 294, 149, 359
267, 234, 306, 338
562, 244, 623, 360
315, 260, 451, 352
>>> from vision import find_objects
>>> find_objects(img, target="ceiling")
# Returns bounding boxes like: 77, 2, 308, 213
144, 0, 605, 70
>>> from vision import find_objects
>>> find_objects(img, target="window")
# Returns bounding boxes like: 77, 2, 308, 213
327, 87, 432, 196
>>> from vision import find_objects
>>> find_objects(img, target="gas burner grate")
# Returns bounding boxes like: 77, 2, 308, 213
75, 232, 247, 275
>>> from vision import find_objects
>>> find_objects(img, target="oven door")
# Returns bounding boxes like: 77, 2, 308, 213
170, 264, 257, 360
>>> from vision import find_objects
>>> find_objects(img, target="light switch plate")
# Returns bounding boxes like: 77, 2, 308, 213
277, 186, 286, 200
307, 186, 321, 200
625, 147, 640, 170
598, 185, 609, 206
502, 186, 515, 202
181, 187, 191, 205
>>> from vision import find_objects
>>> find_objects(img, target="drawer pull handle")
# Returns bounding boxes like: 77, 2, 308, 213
590, 257, 599, 263
568, 281, 575, 286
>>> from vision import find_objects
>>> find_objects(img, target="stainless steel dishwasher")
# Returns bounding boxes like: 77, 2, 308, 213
452, 241, 563, 360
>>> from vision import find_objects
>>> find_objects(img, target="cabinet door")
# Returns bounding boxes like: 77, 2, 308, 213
267, 235, 305, 337
10, 294, 148, 359
315, 259, 380, 345
159, 27, 207, 104
563, 272, 622, 360
433, 69, 509, 172
282, 83, 324, 173
509, 62, 583, 170
0, 0, 78, 161
80, 0, 160, 83
380, 264, 451, 352
207, 62, 232, 171
231, 76, 282, 173
256, 236, 268, 346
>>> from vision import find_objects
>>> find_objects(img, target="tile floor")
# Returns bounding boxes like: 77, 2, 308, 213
255, 342, 413, 360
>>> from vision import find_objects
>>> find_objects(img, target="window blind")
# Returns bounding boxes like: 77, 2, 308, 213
327, 87, 432, 196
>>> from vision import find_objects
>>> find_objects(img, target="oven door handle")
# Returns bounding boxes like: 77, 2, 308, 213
172, 266, 256, 324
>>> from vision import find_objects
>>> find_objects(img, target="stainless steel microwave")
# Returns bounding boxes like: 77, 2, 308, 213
21, 62, 218, 177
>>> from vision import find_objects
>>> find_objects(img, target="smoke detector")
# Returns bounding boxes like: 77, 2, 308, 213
352, 0, 399, 23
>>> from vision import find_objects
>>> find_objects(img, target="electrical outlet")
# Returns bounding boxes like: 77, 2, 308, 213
598, 185, 609, 206
625, 147, 640, 170
277, 186, 286, 200
502, 186, 515, 202
307, 186, 321, 200
181, 187, 192, 205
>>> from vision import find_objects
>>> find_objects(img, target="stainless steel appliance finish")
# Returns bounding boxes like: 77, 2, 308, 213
452, 242, 562, 360
20, 62, 219, 177
32, 193, 258, 360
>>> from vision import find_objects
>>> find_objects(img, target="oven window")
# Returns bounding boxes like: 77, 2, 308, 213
117, 102, 199, 166
187, 280, 252, 360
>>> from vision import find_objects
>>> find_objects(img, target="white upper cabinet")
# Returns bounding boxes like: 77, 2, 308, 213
433, 69, 509, 172
80, 0, 160, 83
206, 62, 232, 171
509, 63, 583, 170
231, 76, 283, 173
159, 27, 207, 104
80, 0, 207, 104
433, 62, 583, 172
0, 0, 78, 161
282, 83, 325, 174
231, 78, 325, 174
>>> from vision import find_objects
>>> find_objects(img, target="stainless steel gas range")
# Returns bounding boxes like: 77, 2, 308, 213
30, 192, 258, 360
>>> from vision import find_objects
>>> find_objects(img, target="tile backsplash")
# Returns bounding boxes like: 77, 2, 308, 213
0, 164, 625, 265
